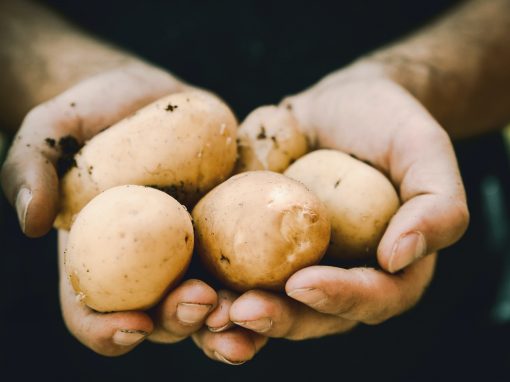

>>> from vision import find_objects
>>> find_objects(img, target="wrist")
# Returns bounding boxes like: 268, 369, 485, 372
356, 51, 435, 108
0, 0, 188, 131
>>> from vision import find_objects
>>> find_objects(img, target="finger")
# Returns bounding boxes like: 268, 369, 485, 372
205, 289, 237, 333
286, 255, 436, 325
60, 271, 154, 356
230, 290, 356, 340
1, 143, 59, 237
148, 279, 217, 344
290, 81, 468, 272
377, 122, 469, 272
1, 63, 186, 237
58, 231, 153, 356
192, 327, 268, 365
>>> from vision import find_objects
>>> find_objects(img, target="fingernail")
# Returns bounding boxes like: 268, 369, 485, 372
287, 287, 327, 306
15, 187, 32, 233
233, 318, 272, 333
388, 231, 427, 273
208, 323, 231, 333
213, 351, 246, 365
177, 303, 212, 325
113, 329, 147, 346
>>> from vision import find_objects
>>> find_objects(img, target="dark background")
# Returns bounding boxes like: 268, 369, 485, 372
1, 1, 510, 380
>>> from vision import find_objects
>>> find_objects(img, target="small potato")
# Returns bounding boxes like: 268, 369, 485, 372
55, 90, 237, 230
65, 185, 194, 312
192, 171, 330, 292
284, 150, 400, 260
234, 105, 309, 173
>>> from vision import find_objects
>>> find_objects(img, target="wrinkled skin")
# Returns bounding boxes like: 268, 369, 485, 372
1, 61, 467, 363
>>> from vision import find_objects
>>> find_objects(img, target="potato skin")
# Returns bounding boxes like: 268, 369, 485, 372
192, 171, 330, 292
234, 106, 309, 174
284, 150, 400, 260
55, 91, 237, 230
65, 185, 194, 312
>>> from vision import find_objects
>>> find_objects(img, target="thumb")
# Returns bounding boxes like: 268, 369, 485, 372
281, 77, 469, 273
1, 62, 187, 237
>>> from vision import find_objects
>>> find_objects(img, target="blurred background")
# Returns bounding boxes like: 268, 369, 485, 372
1, 0, 510, 380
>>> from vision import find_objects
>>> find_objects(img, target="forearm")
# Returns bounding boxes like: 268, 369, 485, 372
0, 0, 183, 132
360, 0, 510, 139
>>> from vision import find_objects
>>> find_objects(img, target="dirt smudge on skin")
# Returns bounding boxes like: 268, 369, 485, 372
53, 135, 82, 177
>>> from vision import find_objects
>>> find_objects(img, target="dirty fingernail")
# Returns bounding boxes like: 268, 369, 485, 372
388, 231, 427, 273
214, 351, 246, 365
287, 287, 327, 306
113, 329, 147, 346
234, 317, 272, 333
15, 187, 32, 233
208, 323, 231, 333
177, 303, 212, 325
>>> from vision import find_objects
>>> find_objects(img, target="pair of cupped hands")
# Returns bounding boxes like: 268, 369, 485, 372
1, 60, 469, 364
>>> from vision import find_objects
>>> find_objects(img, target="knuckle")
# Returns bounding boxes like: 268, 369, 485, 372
59, 301, 85, 340
331, 295, 359, 317
279, 305, 305, 339
421, 123, 450, 145
60, 313, 77, 338
147, 329, 187, 344
363, 315, 388, 325
282, 323, 301, 340
283, 317, 311, 340
434, 125, 451, 142
285, 330, 311, 341
451, 199, 470, 237
23, 103, 52, 125
61, 317, 119, 356
182, 278, 216, 297
364, 285, 425, 325
362, 301, 398, 325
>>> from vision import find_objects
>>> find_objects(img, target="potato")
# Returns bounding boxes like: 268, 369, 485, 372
55, 91, 237, 230
234, 105, 309, 174
64, 185, 193, 312
284, 149, 400, 260
192, 171, 330, 292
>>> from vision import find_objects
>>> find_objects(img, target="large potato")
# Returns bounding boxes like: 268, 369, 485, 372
234, 105, 309, 173
55, 91, 237, 230
284, 150, 400, 260
65, 185, 194, 312
192, 171, 330, 292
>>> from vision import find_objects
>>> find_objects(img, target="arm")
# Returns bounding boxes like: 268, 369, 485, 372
0, 0, 187, 236
0, 0, 259, 361
365, 0, 510, 138
0, 0, 183, 131
202, 0, 510, 363
0, 0, 128, 130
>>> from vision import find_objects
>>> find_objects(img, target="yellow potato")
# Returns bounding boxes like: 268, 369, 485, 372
284, 149, 400, 260
55, 91, 237, 230
234, 105, 309, 173
192, 171, 330, 292
64, 185, 193, 312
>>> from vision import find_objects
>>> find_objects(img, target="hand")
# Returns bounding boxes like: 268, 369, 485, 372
58, 230, 219, 356
230, 254, 436, 338
60, 227, 267, 359
1, 61, 188, 237
192, 290, 268, 365
285, 60, 468, 273
203, 60, 468, 362
1, 61, 232, 357
189, 253, 435, 363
